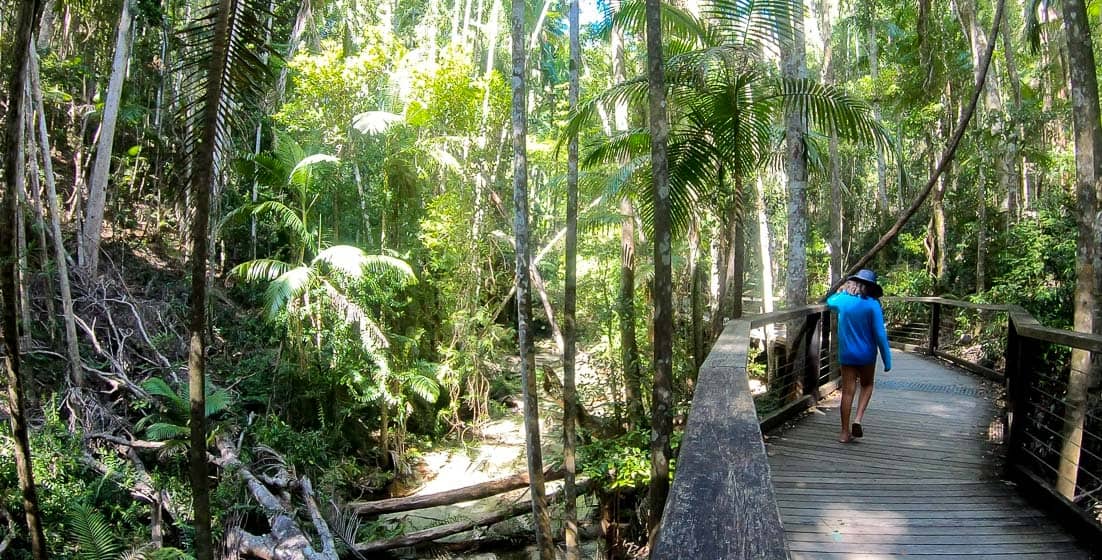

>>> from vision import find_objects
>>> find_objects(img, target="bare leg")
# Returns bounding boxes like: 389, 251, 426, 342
853, 364, 877, 426
839, 365, 858, 443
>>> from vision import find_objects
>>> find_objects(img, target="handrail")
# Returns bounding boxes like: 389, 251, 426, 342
882, 296, 1102, 541
651, 295, 1102, 557
650, 319, 789, 559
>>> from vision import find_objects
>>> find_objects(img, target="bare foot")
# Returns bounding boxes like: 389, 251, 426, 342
838, 432, 853, 443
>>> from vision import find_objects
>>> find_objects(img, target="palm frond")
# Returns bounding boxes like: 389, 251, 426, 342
68, 503, 122, 560
264, 266, 315, 320
251, 200, 309, 245
703, 0, 798, 49
352, 110, 404, 135
318, 279, 390, 350
312, 247, 417, 285
597, 0, 715, 46
777, 78, 891, 152
231, 258, 293, 283
401, 367, 441, 403
288, 153, 340, 187
181, 0, 278, 194
205, 387, 233, 417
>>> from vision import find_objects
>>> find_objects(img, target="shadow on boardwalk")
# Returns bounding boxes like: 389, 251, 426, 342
765, 351, 1090, 559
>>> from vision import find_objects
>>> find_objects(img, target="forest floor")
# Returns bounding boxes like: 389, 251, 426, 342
381, 341, 606, 558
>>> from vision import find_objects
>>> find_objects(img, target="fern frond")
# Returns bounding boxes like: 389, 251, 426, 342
352, 111, 404, 135
145, 422, 192, 441
68, 503, 122, 560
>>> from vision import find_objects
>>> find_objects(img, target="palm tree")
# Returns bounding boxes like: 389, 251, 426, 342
1, 2, 49, 558
180, 1, 278, 557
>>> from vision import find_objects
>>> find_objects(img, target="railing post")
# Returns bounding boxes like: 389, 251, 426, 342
1004, 316, 1029, 477
803, 312, 822, 402
927, 301, 941, 355
821, 309, 833, 382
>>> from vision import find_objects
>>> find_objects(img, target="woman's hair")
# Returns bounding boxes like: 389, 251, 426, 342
841, 279, 871, 298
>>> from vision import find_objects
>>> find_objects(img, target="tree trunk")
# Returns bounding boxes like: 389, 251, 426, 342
1058, 0, 1102, 501
510, 0, 554, 555
783, 0, 809, 307
563, 0, 581, 555
689, 216, 704, 372
23, 101, 57, 344
1, 3, 49, 558
644, 0, 673, 540
618, 197, 644, 426
867, 6, 889, 213
976, 168, 987, 293
30, 47, 82, 386
81, 0, 134, 273
756, 176, 774, 313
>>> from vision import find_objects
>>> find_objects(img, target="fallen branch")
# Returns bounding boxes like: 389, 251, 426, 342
215, 438, 338, 560
540, 365, 614, 436
85, 432, 167, 450
0, 504, 14, 555
355, 479, 596, 554
350, 467, 565, 516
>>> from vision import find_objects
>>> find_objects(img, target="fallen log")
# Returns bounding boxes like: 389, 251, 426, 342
215, 438, 338, 560
350, 467, 565, 516
354, 478, 596, 554
540, 365, 615, 437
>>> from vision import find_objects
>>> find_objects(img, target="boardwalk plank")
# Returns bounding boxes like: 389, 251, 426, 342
766, 352, 1088, 559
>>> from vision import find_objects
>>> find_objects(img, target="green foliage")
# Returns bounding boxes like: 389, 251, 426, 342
68, 503, 123, 560
137, 377, 233, 448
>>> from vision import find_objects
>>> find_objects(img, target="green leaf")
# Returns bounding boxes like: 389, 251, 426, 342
68, 503, 122, 560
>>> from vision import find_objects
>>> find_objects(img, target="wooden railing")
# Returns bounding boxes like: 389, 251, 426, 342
651, 304, 833, 559
881, 297, 1102, 541
651, 296, 1102, 558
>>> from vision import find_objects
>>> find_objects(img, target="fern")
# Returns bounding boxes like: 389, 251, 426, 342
68, 503, 123, 560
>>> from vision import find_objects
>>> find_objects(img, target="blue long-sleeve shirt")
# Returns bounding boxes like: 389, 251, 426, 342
826, 292, 892, 370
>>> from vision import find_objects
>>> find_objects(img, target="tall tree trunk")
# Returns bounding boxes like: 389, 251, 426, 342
81, 0, 134, 273
819, 0, 842, 285
24, 101, 57, 344
1058, 0, 1102, 501
976, 168, 986, 293
756, 176, 774, 313
30, 47, 82, 387
954, 0, 1017, 220
783, 0, 809, 307
562, 0, 580, 555
644, 0, 673, 540
689, 216, 704, 372
1, 2, 49, 558
866, 4, 889, 213
510, 0, 554, 555
14, 102, 32, 345
612, 2, 644, 426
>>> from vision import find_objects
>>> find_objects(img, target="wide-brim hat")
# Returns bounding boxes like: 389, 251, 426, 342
847, 269, 884, 298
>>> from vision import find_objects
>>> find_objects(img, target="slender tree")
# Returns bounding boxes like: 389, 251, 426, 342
182, 1, 276, 557
1, 2, 49, 558
563, 0, 581, 556
510, 0, 554, 555
1057, 0, 1102, 501
81, 0, 135, 273
644, 0, 674, 541
29, 46, 82, 387
611, 0, 645, 427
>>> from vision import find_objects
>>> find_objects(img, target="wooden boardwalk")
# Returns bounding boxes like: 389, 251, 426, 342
765, 352, 1090, 559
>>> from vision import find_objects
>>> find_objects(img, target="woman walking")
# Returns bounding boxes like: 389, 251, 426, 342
827, 269, 892, 443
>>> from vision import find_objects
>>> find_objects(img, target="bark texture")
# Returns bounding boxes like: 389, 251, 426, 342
510, 0, 554, 554
644, 0, 674, 540
1, 2, 49, 558
1058, 0, 1102, 501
